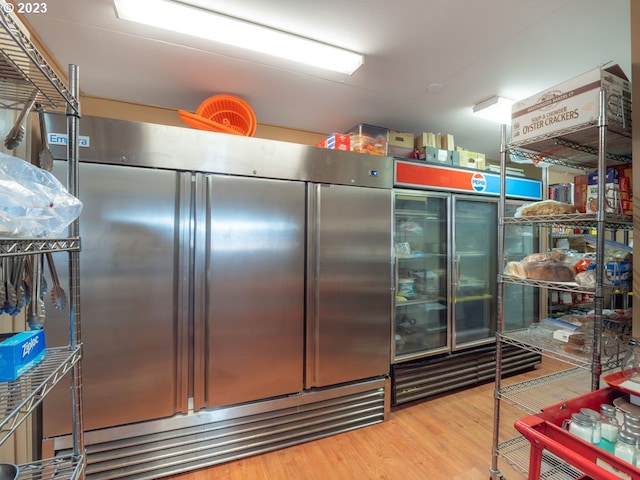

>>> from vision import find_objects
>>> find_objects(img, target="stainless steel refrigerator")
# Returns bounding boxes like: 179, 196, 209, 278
43, 115, 392, 478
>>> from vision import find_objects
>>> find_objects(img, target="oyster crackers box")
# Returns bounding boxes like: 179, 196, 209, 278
0, 330, 45, 381
510, 64, 631, 144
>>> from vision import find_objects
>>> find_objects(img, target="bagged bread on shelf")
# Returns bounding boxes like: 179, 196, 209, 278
515, 199, 579, 216
575, 270, 596, 287
520, 250, 577, 282
505, 261, 527, 278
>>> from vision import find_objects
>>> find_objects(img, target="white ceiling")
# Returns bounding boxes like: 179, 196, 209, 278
22, 0, 631, 160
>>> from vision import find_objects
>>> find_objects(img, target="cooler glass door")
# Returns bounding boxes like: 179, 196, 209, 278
503, 201, 539, 330
452, 197, 498, 349
393, 191, 450, 361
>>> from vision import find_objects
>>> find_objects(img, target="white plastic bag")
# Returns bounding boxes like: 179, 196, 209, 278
0, 153, 83, 237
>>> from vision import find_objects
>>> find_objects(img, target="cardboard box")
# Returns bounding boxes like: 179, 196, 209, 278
416, 147, 456, 165
325, 133, 350, 151
617, 166, 632, 214
454, 148, 486, 170
586, 168, 619, 213
511, 64, 631, 144
441, 134, 455, 151
573, 174, 588, 212
345, 123, 388, 156
388, 130, 413, 148
0, 330, 46, 382
414, 132, 440, 150
387, 130, 414, 158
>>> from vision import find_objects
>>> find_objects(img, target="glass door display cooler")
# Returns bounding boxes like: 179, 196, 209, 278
391, 160, 543, 404
393, 191, 499, 362
393, 193, 539, 363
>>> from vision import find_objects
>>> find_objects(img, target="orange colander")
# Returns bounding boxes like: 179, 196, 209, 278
178, 94, 257, 136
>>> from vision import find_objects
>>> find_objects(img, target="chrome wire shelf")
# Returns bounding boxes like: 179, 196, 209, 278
503, 213, 633, 230
499, 367, 591, 415
16, 453, 85, 480
0, 238, 81, 256
499, 328, 624, 371
499, 435, 584, 480
0, 345, 82, 445
0, 0, 79, 113
508, 121, 631, 169
498, 328, 624, 371
500, 275, 629, 295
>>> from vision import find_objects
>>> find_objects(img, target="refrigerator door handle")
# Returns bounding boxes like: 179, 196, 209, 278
305, 183, 321, 389
452, 254, 460, 288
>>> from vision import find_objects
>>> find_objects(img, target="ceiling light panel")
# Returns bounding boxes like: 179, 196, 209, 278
113, 0, 364, 75
472, 96, 513, 124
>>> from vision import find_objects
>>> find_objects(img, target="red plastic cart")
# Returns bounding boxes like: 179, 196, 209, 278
515, 387, 640, 479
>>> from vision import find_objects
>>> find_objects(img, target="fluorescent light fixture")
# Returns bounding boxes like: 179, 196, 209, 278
472, 96, 513, 123
113, 0, 364, 75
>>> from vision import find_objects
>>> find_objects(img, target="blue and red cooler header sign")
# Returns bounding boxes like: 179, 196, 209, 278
394, 161, 542, 200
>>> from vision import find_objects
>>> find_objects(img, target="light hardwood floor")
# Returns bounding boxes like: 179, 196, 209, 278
166, 358, 565, 480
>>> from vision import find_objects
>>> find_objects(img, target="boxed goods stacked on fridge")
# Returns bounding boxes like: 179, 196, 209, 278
387, 130, 414, 158
345, 123, 388, 156
415, 131, 454, 150
315, 133, 351, 151
454, 147, 486, 170
511, 64, 631, 143
414, 131, 458, 166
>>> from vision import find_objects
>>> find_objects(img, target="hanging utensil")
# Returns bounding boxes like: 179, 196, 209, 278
26, 254, 45, 330
0, 258, 6, 314
3, 257, 17, 316
45, 252, 66, 310
35, 102, 54, 171
11, 256, 26, 313
3, 89, 39, 150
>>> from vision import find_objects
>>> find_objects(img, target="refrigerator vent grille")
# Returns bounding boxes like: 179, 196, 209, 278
58, 387, 386, 480
392, 345, 540, 405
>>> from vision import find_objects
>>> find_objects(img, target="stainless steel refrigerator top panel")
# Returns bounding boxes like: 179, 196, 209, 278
45, 114, 393, 189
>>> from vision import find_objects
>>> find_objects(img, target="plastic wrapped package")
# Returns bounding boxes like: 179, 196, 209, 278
520, 251, 577, 282
514, 199, 579, 216
0, 153, 83, 238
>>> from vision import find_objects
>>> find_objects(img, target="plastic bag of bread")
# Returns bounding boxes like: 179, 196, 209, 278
575, 270, 596, 287
515, 200, 578, 217
520, 251, 576, 282
505, 261, 527, 278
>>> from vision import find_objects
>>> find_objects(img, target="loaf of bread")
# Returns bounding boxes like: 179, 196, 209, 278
522, 251, 566, 264
520, 250, 576, 282
518, 200, 578, 216
524, 262, 576, 281
505, 261, 527, 278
